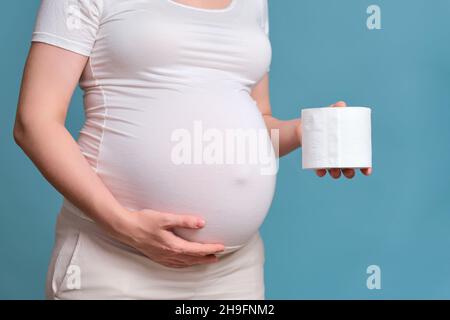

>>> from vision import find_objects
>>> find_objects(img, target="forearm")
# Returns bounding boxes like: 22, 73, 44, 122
14, 120, 128, 236
263, 115, 302, 157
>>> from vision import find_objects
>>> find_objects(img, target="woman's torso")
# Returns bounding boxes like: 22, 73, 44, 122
65, 0, 276, 249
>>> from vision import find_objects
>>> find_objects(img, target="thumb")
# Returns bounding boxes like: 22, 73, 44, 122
330, 101, 347, 108
162, 213, 205, 229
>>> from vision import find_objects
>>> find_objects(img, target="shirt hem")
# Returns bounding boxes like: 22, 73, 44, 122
31, 32, 92, 56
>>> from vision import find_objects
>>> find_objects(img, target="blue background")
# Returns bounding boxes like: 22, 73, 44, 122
1, 0, 450, 299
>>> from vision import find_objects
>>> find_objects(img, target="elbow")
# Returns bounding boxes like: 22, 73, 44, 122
13, 116, 29, 148
13, 121, 25, 148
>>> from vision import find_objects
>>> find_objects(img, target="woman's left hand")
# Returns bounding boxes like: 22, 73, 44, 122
315, 101, 372, 179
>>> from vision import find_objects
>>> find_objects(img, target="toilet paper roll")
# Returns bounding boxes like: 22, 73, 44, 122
301, 106, 372, 169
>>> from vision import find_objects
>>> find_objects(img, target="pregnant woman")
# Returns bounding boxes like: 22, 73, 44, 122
14, 0, 371, 300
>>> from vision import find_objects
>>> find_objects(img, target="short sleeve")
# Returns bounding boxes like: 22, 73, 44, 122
31, 0, 103, 56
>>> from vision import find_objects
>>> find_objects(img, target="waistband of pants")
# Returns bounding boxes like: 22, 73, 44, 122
60, 198, 251, 256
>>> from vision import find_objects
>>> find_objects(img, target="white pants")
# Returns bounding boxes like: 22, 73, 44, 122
46, 208, 266, 300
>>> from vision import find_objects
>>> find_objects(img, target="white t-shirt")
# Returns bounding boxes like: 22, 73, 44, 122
32, 0, 276, 250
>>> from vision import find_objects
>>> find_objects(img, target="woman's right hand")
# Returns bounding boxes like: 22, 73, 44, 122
114, 209, 225, 268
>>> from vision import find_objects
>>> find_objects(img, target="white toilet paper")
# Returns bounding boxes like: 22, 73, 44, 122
301, 107, 372, 169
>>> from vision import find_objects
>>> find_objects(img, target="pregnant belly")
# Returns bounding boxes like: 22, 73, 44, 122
80, 89, 277, 249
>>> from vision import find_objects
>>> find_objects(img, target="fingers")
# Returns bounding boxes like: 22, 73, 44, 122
167, 232, 225, 257
166, 254, 220, 268
330, 101, 347, 108
361, 167, 372, 176
180, 254, 219, 266
328, 168, 341, 179
161, 213, 205, 230
158, 213, 225, 257
315, 169, 327, 177
342, 168, 355, 179
316, 168, 357, 179
155, 254, 220, 269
